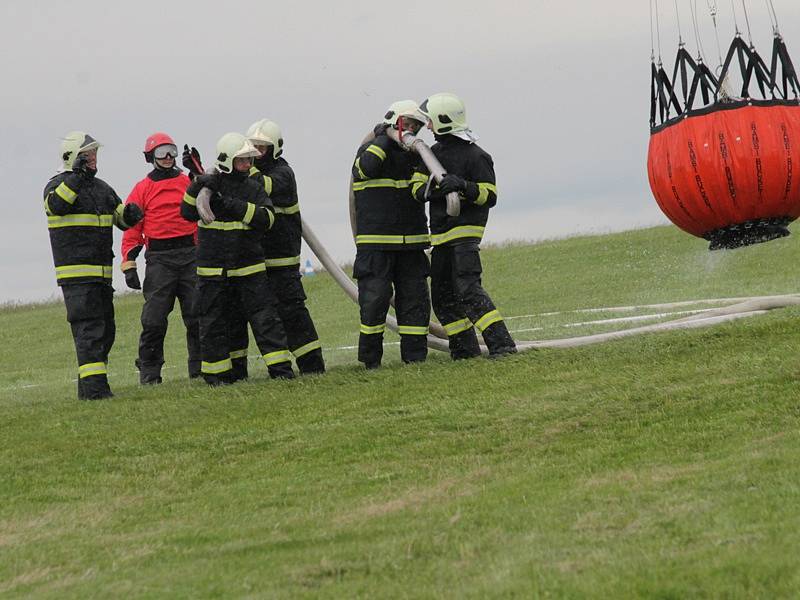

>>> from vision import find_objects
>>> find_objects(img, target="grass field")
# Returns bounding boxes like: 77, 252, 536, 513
2, 224, 800, 598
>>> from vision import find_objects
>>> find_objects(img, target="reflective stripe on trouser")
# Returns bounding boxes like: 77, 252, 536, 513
197, 271, 293, 383
138, 248, 200, 380
430, 243, 515, 358
62, 283, 115, 398
353, 248, 430, 365
228, 268, 325, 374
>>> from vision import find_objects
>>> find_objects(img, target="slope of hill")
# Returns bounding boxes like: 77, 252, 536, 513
2, 225, 799, 597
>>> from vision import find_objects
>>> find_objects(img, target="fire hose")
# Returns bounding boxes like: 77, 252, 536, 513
195, 138, 800, 355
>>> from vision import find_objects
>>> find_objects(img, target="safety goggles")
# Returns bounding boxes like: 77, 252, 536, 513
153, 144, 178, 159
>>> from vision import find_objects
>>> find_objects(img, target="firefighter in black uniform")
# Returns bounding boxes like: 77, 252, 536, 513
412, 93, 517, 359
180, 132, 294, 384
352, 101, 431, 369
239, 119, 325, 376
44, 131, 143, 399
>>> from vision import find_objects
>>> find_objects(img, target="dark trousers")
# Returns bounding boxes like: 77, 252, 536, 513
430, 243, 516, 359
353, 248, 431, 367
197, 272, 293, 384
62, 283, 115, 399
229, 268, 324, 377
137, 247, 201, 383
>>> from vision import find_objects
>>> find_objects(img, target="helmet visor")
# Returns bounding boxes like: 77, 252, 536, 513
153, 144, 178, 159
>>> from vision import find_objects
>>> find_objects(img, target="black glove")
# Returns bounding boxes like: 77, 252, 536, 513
373, 123, 390, 137
123, 203, 144, 226
124, 268, 141, 290
182, 145, 204, 175
438, 174, 467, 195
195, 173, 219, 192
72, 153, 96, 181
209, 192, 224, 214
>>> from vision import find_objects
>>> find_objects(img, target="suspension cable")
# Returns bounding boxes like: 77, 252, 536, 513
674, 0, 685, 46
706, 1, 725, 70
741, 0, 754, 47
655, 0, 664, 64
690, 0, 709, 62
730, 0, 741, 37
765, 0, 780, 36
650, 0, 656, 61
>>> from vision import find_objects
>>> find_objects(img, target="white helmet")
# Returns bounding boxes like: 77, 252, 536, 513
246, 119, 284, 159
419, 93, 475, 139
61, 131, 101, 171
215, 132, 259, 173
383, 100, 426, 127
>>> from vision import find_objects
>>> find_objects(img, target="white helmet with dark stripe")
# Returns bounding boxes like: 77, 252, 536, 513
61, 131, 101, 171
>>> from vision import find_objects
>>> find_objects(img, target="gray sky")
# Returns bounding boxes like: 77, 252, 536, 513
2, 1, 798, 302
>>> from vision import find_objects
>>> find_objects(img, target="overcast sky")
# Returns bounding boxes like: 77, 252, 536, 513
2, 1, 798, 303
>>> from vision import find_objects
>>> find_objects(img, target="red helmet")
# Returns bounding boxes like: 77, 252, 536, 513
143, 132, 177, 163
144, 132, 175, 153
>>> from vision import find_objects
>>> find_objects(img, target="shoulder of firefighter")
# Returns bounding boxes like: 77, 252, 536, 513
43, 172, 137, 286
411, 140, 498, 247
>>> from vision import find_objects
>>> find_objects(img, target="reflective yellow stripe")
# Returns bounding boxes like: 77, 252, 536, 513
263, 175, 273, 196
444, 318, 473, 336
273, 202, 300, 215
267, 209, 275, 229
292, 339, 321, 358
228, 262, 266, 277
113, 204, 128, 227
355, 234, 430, 245
229, 349, 248, 359
474, 310, 503, 332
404, 233, 431, 244
55, 182, 78, 204
56, 264, 113, 279
397, 325, 429, 336
183, 193, 197, 206
431, 225, 485, 246
242, 202, 256, 224
356, 234, 405, 245
475, 182, 497, 206
366, 144, 387, 160
265, 256, 301, 268
410, 172, 429, 196
202, 358, 232, 374
47, 214, 113, 228
360, 323, 386, 335
410, 172, 429, 183
354, 158, 367, 180
263, 349, 291, 366
44, 195, 54, 216
198, 221, 252, 231
352, 178, 411, 191
78, 362, 107, 379
197, 267, 224, 277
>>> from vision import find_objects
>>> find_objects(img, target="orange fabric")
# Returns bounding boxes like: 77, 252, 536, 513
647, 104, 800, 237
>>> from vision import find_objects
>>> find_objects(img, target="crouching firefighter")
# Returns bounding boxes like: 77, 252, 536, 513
235, 119, 325, 376
352, 101, 432, 369
44, 131, 144, 399
120, 133, 201, 384
180, 132, 294, 384
412, 93, 517, 359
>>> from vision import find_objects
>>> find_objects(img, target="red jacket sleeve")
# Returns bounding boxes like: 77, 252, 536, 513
121, 181, 146, 270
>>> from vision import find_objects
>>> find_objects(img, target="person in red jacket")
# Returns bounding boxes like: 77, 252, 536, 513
121, 133, 201, 384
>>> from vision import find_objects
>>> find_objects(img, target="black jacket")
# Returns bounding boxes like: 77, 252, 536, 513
352, 130, 429, 250
181, 172, 275, 277
44, 171, 134, 286
250, 155, 302, 268
412, 135, 498, 246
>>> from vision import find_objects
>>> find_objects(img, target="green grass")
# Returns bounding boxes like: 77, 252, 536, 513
2, 224, 800, 598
